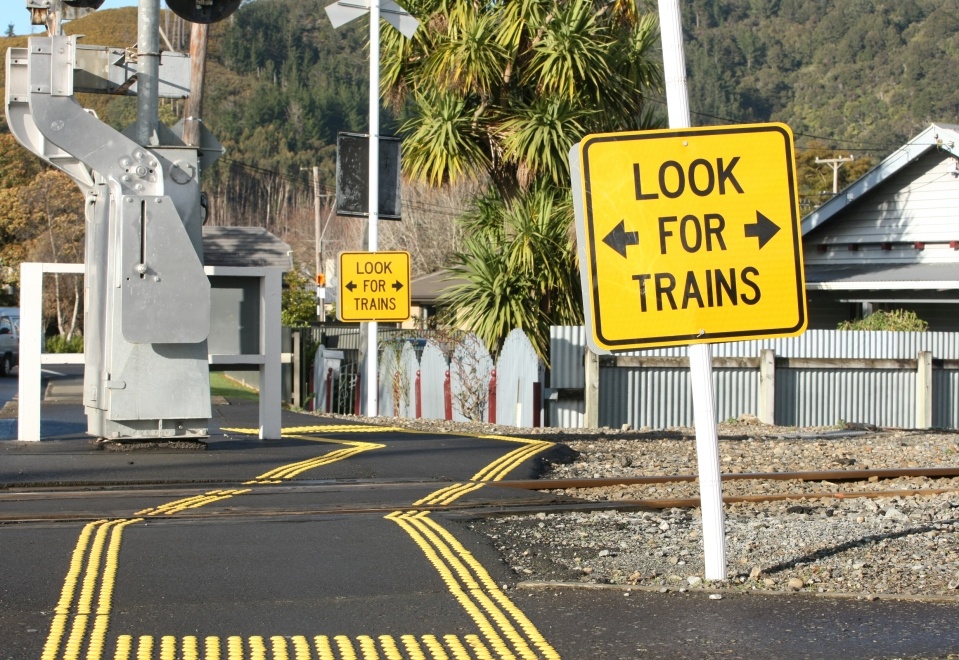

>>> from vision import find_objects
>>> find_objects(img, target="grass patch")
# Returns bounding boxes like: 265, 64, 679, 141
210, 372, 259, 401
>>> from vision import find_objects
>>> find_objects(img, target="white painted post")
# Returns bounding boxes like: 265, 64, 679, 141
18, 263, 44, 441
916, 350, 932, 429
260, 268, 283, 439
758, 349, 776, 425
584, 347, 599, 428
659, 0, 726, 581
365, 0, 381, 418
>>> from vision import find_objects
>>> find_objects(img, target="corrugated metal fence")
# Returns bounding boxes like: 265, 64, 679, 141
549, 327, 959, 430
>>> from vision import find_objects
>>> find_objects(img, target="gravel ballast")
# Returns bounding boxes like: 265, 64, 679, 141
322, 413, 959, 600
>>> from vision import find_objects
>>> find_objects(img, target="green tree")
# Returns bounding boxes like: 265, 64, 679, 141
281, 269, 318, 327
441, 182, 580, 360
381, 0, 664, 357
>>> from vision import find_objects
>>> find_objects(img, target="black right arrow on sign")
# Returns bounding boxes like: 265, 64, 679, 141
744, 211, 781, 249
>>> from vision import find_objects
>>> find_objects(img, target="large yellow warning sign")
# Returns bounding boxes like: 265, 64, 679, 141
338, 251, 411, 322
575, 123, 807, 350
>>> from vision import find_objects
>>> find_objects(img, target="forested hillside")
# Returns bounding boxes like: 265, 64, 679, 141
2, 0, 958, 292
684, 0, 959, 149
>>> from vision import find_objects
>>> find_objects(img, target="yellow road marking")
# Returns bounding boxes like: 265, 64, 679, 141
469, 440, 552, 482
111, 634, 520, 659
222, 425, 403, 435
137, 490, 252, 516
112, 635, 132, 660
413, 482, 487, 507
410, 514, 560, 660
43, 423, 561, 659
388, 511, 524, 659
43, 518, 143, 660
465, 634, 495, 660
413, 435, 552, 507
245, 438, 384, 483
42, 520, 100, 660
386, 511, 561, 659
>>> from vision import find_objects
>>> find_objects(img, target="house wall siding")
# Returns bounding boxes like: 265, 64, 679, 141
803, 151, 959, 264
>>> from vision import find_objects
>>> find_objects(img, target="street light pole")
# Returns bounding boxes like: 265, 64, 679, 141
361, 0, 381, 417
324, 0, 419, 417
311, 166, 326, 322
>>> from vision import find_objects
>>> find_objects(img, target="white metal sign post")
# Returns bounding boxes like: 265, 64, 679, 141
571, 1, 804, 585
658, 0, 726, 582
325, 0, 418, 416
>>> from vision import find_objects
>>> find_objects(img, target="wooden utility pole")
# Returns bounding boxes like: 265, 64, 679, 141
182, 22, 208, 147
815, 154, 854, 194
310, 166, 326, 322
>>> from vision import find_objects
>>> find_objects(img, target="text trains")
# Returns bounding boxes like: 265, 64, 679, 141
352, 297, 398, 311
632, 267, 761, 312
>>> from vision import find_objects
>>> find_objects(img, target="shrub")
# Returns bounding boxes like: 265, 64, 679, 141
837, 309, 928, 332
46, 334, 83, 353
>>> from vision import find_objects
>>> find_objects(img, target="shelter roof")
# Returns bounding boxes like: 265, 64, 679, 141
202, 226, 292, 270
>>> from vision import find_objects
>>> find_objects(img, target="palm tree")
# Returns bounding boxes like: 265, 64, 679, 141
382, 0, 664, 357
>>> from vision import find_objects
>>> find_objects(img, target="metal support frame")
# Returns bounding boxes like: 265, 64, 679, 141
7, 31, 217, 441
18, 262, 85, 441
205, 266, 283, 440
17, 263, 284, 441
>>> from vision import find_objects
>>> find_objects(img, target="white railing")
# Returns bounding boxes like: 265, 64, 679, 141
18, 263, 284, 441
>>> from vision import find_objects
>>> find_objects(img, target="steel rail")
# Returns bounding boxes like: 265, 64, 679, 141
2, 466, 958, 524
498, 466, 959, 491
4, 485, 959, 525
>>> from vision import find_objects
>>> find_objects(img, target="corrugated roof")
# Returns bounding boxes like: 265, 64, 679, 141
805, 262, 959, 290
202, 226, 292, 270
410, 270, 466, 304
801, 123, 959, 236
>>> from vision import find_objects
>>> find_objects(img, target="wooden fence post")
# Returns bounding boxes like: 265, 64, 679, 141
415, 370, 422, 419
353, 373, 362, 416
758, 349, 776, 425
488, 369, 497, 425
917, 351, 932, 429
584, 347, 599, 428
532, 381, 541, 428
325, 368, 333, 413
444, 370, 452, 421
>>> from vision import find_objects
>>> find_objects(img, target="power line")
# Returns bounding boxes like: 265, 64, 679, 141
219, 157, 470, 216
643, 96, 894, 152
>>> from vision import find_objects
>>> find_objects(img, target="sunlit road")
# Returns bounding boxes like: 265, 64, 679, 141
1, 400, 958, 659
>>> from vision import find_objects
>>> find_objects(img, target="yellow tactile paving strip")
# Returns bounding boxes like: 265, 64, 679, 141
41, 422, 560, 659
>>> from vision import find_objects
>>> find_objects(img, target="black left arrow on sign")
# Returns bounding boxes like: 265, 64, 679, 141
345, 281, 357, 292
602, 219, 639, 258
744, 211, 781, 249
392, 280, 404, 291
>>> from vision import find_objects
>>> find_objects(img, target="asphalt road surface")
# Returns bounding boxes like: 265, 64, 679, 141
1, 399, 958, 659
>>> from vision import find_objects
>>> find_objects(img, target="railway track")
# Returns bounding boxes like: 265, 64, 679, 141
2, 465, 958, 524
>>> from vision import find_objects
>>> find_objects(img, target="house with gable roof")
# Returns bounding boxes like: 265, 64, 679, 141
801, 123, 959, 330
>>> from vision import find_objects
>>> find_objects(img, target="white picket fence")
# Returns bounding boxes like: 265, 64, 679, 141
376, 329, 544, 426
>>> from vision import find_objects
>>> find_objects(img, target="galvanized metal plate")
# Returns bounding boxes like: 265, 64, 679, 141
120, 195, 210, 344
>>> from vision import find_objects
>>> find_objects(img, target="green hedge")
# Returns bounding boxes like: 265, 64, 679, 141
45, 334, 83, 353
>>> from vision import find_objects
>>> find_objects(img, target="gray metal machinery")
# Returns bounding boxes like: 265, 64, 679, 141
4, 0, 239, 439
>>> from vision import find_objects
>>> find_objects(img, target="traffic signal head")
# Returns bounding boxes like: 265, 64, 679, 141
316, 274, 326, 287
165, 0, 241, 24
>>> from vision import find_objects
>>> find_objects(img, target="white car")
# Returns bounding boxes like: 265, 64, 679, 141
0, 308, 20, 376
